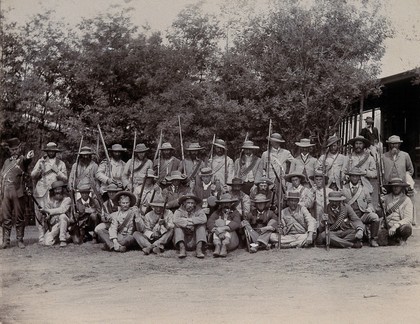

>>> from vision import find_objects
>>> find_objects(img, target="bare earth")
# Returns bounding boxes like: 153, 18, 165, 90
1, 223, 419, 324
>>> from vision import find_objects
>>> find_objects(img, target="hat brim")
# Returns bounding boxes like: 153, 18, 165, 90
178, 195, 202, 205
159, 147, 175, 150
383, 182, 410, 190
77, 152, 94, 155
295, 142, 315, 147
42, 148, 62, 152
166, 175, 187, 181
149, 202, 165, 207
267, 136, 285, 143
241, 145, 259, 150
108, 149, 127, 152
309, 174, 329, 183
134, 149, 149, 153
348, 138, 371, 147
284, 174, 306, 183
185, 147, 205, 151
199, 172, 214, 177
226, 182, 244, 186
345, 171, 367, 176
329, 197, 346, 201
214, 143, 226, 149
112, 191, 136, 207
255, 179, 274, 186
252, 198, 271, 203
216, 199, 238, 204
326, 137, 341, 147
386, 140, 403, 144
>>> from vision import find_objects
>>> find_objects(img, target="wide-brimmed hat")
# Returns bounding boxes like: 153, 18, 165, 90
284, 173, 306, 183
7, 138, 21, 149
77, 183, 92, 192
113, 191, 136, 207
214, 139, 227, 150
108, 144, 127, 152
178, 194, 202, 205
286, 191, 300, 200
199, 167, 213, 177
326, 135, 341, 147
386, 135, 403, 144
345, 167, 367, 176
254, 177, 273, 185
105, 183, 122, 192
134, 143, 149, 153
185, 142, 204, 151
309, 169, 329, 183
216, 193, 238, 204
295, 138, 314, 147
328, 191, 346, 201
149, 195, 166, 208
383, 178, 410, 191
159, 142, 175, 150
365, 116, 374, 124
166, 170, 187, 181
252, 194, 270, 203
50, 180, 67, 190
42, 142, 62, 152
347, 136, 370, 148
267, 133, 285, 143
241, 140, 259, 150
227, 178, 244, 186
77, 146, 94, 155
145, 169, 158, 179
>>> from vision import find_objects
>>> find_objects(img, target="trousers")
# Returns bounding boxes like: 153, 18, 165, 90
316, 229, 358, 248
96, 228, 138, 250
44, 214, 69, 245
2, 186, 26, 242
133, 229, 174, 249
173, 225, 207, 250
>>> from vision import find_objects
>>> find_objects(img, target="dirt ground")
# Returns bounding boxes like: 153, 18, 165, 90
0, 222, 419, 324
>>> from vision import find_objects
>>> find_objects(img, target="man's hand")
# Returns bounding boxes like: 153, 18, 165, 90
26, 150, 34, 159
51, 164, 59, 173
305, 232, 313, 246
388, 226, 397, 236
355, 229, 363, 240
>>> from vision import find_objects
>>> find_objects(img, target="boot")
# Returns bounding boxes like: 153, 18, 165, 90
1, 228, 11, 249
178, 242, 186, 258
17, 240, 26, 249
143, 245, 154, 255
370, 239, 379, 247
213, 243, 221, 257
219, 244, 227, 257
196, 241, 204, 259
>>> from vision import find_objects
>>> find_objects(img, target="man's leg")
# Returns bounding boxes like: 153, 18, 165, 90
396, 224, 413, 243
15, 196, 26, 248
118, 234, 138, 251
44, 223, 60, 246
174, 227, 187, 258
329, 230, 355, 248
96, 228, 113, 250
361, 212, 380, 247
35, 194, 49, 244
1, 191, 13, 248
58, 214, 69, 246
193, 224, 207, 258
153, 229, 174, 251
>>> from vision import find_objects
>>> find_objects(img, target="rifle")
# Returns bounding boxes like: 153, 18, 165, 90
130, 130, 137, 193
322, 146, 330, 251
154, 130, 163, 180
71, 136, 84, 229
277, 163, 283, 250
136, 172, 149, 214
97, 125, 114, 182
224, 141, 228, 184
27, 189, 52, 232
267, 119, 272, 179
375, 153, 388, 229
236, 132, 249, 177
178, 116, 186, 175
207, 134, 216, 167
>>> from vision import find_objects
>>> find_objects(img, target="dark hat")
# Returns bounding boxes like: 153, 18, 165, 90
77, 146, 94, 155
347, 136, 370, 148
383, 178, 410, 191
185, 142, 204, 151
345, 167, 366, 176
267, 133, 285, 143
149, 194, 166, 208
199, 167, 213, 177
50, 180, 67, 190
113, 191, 136, 207
252, 194, 270, 203
328, 191, 346, 201
254, 177, 273, 186
216, 193, 238, 204
286, 191, 300, 200
105, 183, 122, 192
214, 139, 227, 150
7, 138, 21, 149
295, 138, 314, 147
159, 142, 175, 150
227, 178, 244, 186
326, 135, 341, 147
178, 194, 202, 205
77, 183, 92, 192
386, 135, 403, 144
309, 169, 329, 183
365, 116, 374, 124
134, 143, 149, 153
241, 140, 259, 150
166, 170, 187, 182
108, 144, 127, 152
42, 142, 62, 152
284, 173, 306, 183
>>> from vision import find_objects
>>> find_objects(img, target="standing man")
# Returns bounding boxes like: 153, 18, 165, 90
179, 142, 205, 189
154, 142, 181, 185
210, 139, 234, 186
289, 138, 317, 187
122, 143, 153, 191
134, 169, 161, 216
234, 140, 260, 195
94, 183, 122, 236
359, 116, 379, 148
31, 142, 67, 244
309, 169, 332, 226
317, 135, 346, 190
193, 167, 219, 215
0, 138, 34, 248
96, 144, 127, 194
162, 171, 190, 212
257, 132, 293, 184
68, 146, 99, 193
227, 178, 251, 217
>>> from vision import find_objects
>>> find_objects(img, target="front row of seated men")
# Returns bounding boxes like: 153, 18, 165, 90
39, 166, 414, 257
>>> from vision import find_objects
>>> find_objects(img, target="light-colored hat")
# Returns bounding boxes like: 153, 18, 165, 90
286, 191, 300, 200
254, 177, 273, 185
326, 135, 341, 147
284, 173, 306, 183
134, 143, 149, 153
347, 136, 370, 148
159, 142, 175, 150
199, 167, 213, 177
214, 139, 227, 150
108, 144, 127, 152
50, 180, 67, 190
77, 146, 94, 155
42, 142, 62, 152
365, 116, 374, 123
77, 184, 92, 192
252, 194, 270, 203
185, 142, 204, 151
178, 194, 202, 205
267, 133, 285, 143
383, 178, 410, 191
216, 193, 238, 204
309, 168, 329, 183
241, 140, 259, 150
166, 170, 187, 181
113, 191, 136, 207
345, 167, 367, 176
386, 135, 403, 144
328, 191, 346, 201
295, 138, 314, 147
105, 183, 122, 192
149, 195, 166, 208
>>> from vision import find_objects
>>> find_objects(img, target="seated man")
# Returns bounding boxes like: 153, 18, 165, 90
96, 191, 139, 252
280, 191, 316, 248
284, 173, 313, 209
94, 183, 122, 236
134, 169, 161, 216
309, 168, 332, 227
227, 178, 251, 218
341, 167, 380, 247
162, 171, 189, 212
173, 194, 207, 259
133, 195, 174, 255
74, 183, 101, 243
317, 191, 365, 248
243, 194, 278, 252
249, 177, 274, 211
193, 167, 219, 215
43, 181, 72, 247
378, 178, 414, 246
207, 193, 241, 257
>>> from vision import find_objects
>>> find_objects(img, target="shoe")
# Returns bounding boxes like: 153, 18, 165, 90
0, 242, 10, 249
196, 242, 204, 259
143, 245, 154, 255
370, 239, 379, 247
178, 242, 186, 258
17, 241, 26, 249
60, 241, 67, 247
219, 244, 227, 257
101, 244, 111, 251
152, 246, 163, 254
249, 243, 258, 253
119, 246, 127, 253
399, 240, 408, 247
352, 241, 363, 249
213, 244, 221, 257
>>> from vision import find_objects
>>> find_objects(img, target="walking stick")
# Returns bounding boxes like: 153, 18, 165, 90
130, 131, 137, 193
178, 116, 186, 175
154, 130, 163, 180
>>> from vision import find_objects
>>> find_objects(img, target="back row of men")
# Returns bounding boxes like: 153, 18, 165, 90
0, 125, 415, 254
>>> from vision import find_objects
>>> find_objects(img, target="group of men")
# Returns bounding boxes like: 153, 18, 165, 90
0, 116, 416, 257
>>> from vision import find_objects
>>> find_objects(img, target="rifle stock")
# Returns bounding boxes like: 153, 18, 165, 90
97, 125, 114, 182
131, 131, 137, 193
322, 146, 330, 251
